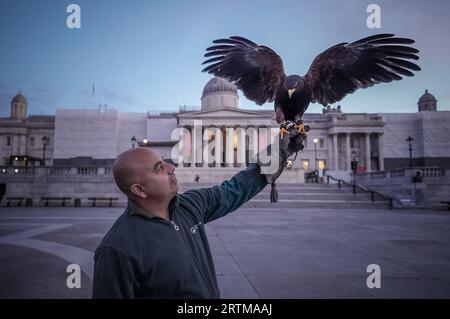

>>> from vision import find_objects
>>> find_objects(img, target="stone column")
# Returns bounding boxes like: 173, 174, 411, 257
258, 126, 268, 150
203, 126, 214, 167
191, 125, 196, 166
378, 133, 384, 171
215, 126, 223, 167
345, 133, 351, 171
192, 120, 203, 167
20, 135, 26, 155
333, 134, 338, 170
236, 127, 246, 166
247, 126, 258, 163
365, 133, 371, 172
327, 135, 333, 171
225, 126, 235, 166
182, 126, 191, 166
12, 135, 19, 155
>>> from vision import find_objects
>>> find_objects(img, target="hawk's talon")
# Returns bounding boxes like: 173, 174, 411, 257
293, 123, 308, 139
279, 127, 289, 138
280, 118, 309, 141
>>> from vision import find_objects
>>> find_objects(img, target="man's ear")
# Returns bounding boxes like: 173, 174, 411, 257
130, 184, 148, 198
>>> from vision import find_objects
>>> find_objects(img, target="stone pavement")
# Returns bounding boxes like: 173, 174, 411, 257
0, 206, 449, 298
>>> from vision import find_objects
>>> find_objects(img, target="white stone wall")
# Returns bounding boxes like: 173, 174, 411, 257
382, 113, 421, 158
382, 111, 450, 158
54, 109, 119, 159
117, 112, 147, 154
147, 117, 178, 142
420, 111, 450, 157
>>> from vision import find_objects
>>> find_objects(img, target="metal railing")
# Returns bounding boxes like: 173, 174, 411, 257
49, 167, 71, 175
326, 175, 393, 209
0, 166, 36, 175
358, 167, 446, 180
77, 167, 98, 175
0, 166, 113, 176
419, 167, 446, 177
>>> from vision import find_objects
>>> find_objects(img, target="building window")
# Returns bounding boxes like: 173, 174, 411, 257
318, 160, 326, 170
30, 137, 35, 147
350, 139, 354, 148
302, 159, 310, 171
319, 139, 324, 148
6, 136, 11, 146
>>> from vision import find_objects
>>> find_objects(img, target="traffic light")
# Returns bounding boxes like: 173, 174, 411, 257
351, 160, 358, 171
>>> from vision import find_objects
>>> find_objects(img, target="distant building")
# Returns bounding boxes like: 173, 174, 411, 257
0, 92, 54, 166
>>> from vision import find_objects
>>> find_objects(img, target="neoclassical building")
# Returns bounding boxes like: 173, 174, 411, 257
1, 78, 449, 184
0, 92, 54, 167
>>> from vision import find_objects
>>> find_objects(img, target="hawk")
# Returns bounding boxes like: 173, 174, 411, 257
202, 34, 420, 136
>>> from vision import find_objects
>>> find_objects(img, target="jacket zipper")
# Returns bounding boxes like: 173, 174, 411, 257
170, 220, 179, 231
170, 218, 215, 298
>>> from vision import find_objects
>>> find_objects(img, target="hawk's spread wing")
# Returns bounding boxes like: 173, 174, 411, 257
304, 34, 421, 106
202, 36, 286, 105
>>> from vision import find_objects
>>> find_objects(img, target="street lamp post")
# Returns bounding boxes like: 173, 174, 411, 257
131, 136, 137, 149
351, 151, 357, 194
406, 136, 414, 168
41, 136, 50, 166
313, 138, 318, 171
313, 138, 318, 182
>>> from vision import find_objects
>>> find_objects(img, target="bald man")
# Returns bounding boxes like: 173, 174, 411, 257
92, 132, 303, 298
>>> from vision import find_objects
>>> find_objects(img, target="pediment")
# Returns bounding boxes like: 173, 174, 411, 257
178, 107, 273, 119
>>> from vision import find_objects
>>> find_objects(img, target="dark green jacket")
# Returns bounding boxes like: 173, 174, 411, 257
92, 163, 268, 298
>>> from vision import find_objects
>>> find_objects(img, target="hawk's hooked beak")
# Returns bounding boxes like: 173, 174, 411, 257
288, 88, 296, 99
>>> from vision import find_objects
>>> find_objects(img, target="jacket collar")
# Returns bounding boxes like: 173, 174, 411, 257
128, 194, 180, 219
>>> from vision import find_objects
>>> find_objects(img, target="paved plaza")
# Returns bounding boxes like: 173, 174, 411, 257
0, 205, 449, 299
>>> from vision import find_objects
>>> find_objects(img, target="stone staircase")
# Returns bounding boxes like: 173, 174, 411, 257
180, 183, 391, 209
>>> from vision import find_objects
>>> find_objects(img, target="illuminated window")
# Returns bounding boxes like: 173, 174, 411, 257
302, 159, 309, 171
318, 160, 326, 170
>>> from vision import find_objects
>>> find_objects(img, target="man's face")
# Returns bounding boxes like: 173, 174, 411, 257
131, 149, 179, 200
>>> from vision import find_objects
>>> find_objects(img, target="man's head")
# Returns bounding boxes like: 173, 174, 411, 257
113, 147, 178, 201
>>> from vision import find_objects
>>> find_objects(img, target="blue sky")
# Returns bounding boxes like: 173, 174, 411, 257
0, 0, 449, 117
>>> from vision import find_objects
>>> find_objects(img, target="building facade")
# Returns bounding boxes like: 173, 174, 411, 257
1, 78, 449, 184
0, 92, 54, 167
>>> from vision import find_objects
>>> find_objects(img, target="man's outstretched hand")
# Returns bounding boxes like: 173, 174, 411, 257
258, 124, 305, 185
281, 125, 305, 158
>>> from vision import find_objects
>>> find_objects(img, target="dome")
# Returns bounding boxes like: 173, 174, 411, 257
11, 91, 28, 105
201, 77, 239, 110
202, 77, 237, 98
418, 89, 437, 112
418, 89, 436, 104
